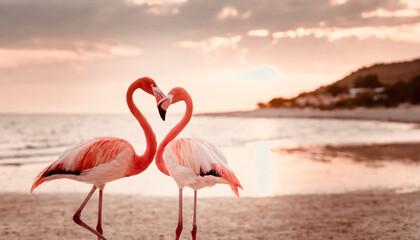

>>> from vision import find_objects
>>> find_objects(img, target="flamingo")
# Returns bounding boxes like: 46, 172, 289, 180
30, 77, 166, 240
155, 87, 243, 240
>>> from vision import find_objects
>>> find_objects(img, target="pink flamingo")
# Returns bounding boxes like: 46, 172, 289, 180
30, 77, 165, 240
156, 87, 243, 240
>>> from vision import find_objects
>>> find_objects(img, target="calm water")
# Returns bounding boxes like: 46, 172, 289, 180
1, 114, 420, 197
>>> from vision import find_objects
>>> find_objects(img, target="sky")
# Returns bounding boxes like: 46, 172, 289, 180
1, 0, 420, 114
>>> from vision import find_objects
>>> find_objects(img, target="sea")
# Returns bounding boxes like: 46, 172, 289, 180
1, 113, 420, 197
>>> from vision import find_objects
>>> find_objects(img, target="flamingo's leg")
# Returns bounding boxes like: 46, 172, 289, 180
191, 190, 198, 240
175, 188, 183, 240
72, 186, 107, 240
96, 189, 103, 240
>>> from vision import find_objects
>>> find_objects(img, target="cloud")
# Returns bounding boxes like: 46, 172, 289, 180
0, 0, 418, 72
0, 44, 143, 68
174, 35, 248, 64
0, 0, 418, 50
401, 0, 420, 9
217, 6, 238, 19
126, 0, 188, 15
361, 8, 419, 18
330, 0, 347, 6
109, 45, 144, 56
175, 36, 242, 53
272, 23, 420, 42
248, 29, 270, 37
217, 6, 251, 20
126, 0, 187, 5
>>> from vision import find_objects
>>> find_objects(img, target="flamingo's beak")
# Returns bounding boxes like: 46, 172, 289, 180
157, 99, 169, 121
152, 86, 166, 104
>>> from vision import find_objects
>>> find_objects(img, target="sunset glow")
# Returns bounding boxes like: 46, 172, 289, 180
1, 0, 420, 114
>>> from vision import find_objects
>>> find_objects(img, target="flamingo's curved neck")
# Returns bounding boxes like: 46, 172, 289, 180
126, 82, 157, 176
156, 90, 193, 176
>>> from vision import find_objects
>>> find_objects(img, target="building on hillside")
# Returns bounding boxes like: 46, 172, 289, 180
349, 87, 386, 101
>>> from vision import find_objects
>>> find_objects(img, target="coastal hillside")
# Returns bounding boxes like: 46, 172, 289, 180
259, 57, 420, 109
328, 58, 420, 89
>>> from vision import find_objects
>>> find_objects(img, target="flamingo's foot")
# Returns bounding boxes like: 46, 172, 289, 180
175, 222, 183, 240
191, 224, 197, 240
73, 212, 108, 240
96, 224, 103, 240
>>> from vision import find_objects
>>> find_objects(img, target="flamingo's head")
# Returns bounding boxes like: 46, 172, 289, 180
136, 77, 166, 104
157, 87, 187, 121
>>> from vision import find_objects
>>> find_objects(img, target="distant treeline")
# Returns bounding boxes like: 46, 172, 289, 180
259, 74, 420, 109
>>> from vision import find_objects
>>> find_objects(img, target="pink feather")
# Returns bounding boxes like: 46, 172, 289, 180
31, 137, 134, 193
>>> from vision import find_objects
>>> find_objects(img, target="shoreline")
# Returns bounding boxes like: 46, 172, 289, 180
275, 142, 420, 163
197, 105, 420, 123
1, 190, 420, 239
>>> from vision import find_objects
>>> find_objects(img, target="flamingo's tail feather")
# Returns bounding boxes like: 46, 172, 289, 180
212, 164, 243, 198
30, 177, 44, 194
30, 161, 58, 194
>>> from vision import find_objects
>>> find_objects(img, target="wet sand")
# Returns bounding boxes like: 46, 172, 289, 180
200, 106, 420, 123
276, 142, 420, 164
1, 190, 420, 240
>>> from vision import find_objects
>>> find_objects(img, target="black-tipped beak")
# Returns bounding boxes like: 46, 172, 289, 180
159, 108, 166, 121
158, 100, 167, 121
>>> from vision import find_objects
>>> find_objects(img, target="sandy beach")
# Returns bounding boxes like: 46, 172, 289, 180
199, 105, 420, 123
1, 190, 419, 240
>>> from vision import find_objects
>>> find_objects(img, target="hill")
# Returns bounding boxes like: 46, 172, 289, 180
259, 57, 420, 109
328, 58, 420, 89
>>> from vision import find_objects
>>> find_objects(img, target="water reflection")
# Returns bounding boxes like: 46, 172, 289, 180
251, 141, 275, 196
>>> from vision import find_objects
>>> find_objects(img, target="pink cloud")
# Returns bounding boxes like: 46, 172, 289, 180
0, 44, 143, 69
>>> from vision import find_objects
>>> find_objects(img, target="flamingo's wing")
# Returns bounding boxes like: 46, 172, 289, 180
31, 137, 134, 193
164, 137, 243, 197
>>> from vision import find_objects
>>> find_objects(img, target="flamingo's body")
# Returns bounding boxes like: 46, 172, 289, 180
163, 137, 241, 197
156, 87, 242, 240
31, 137, 138, 193
31, 77, 165, 240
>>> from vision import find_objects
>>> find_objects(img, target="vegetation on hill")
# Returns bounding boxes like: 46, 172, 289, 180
259, 58, 420, 110
333, 58, 420, 88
